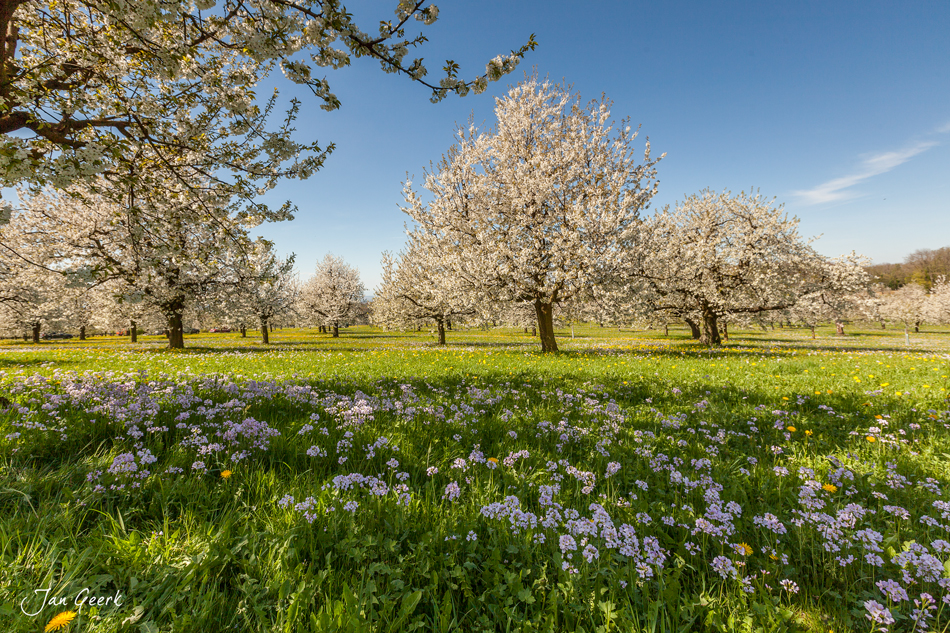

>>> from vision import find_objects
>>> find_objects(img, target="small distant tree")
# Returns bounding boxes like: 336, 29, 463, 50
633, 189, 826, 346
374, 231, 475, 345
929, 278, 950, 325
790, 254, 870, 337
300, 255, 365, 337
231, 242, 298, 344
881, 283, 928, 337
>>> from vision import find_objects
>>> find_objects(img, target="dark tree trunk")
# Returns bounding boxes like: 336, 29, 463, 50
685, 318, 701, 339
332, 324, 339, 337
533, 301, 558, 352
531, 326, 536, 337
261, 317, 270, 344
664, 323, 669, 336
811, 325, 816, 339
166, 306, 185, 349
524, 327, 528, 334
436, 318, 446, 345
32, 323, 40, 343
130, 320, 137, 343
835, 320, 845, 336
79, 326, 86, 340
22, 331, 28, 341
722, 321, 729, 341
240, 326, 247, 338
914, 321, 920, 333
880, 321, 886, 329
270, 323, 274, 333
770, 322, 775, 330
699, 309, 721, 347
446, 319, 452, 331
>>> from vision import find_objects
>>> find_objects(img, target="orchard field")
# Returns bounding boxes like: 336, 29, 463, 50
2, 325, 950, 633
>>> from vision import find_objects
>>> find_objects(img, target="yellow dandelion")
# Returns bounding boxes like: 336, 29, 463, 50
220, 470, 232, 479
786, 426, 796, 432
805, 430, 813, 436
45, 611, 77, 632
769, 553, 779, 561
874, 415, 883, 420
737, 543, 753, 556
487, 457, 498, 464
822, 484, 838, 493
866, 436, 877, 443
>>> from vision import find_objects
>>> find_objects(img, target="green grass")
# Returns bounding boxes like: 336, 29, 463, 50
1, 324, 949, 632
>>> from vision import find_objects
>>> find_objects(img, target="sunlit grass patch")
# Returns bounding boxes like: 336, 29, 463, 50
1, 325, 949, 631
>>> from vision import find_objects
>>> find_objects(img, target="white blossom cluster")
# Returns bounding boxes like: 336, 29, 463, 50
0, 0, 535, 197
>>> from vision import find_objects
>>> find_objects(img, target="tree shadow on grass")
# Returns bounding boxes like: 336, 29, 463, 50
0, 358, 79, 369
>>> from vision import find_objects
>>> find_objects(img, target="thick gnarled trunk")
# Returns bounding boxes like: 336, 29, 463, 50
436, 317, 446, 345
31, 322, 40, 343
699, 309, 721, 347
163, 301, 185, 349
261, 316, 269, 344
534, 301, 558, 353
130, 320, 137, 343
685, 318, 701, 339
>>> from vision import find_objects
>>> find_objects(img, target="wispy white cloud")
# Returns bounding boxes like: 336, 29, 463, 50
937, 121, 950, 134
793, 140, 939, 205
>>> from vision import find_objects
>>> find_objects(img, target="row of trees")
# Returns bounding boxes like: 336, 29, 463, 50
373, 76, 888, 351
373, 263, 950, 346
4, 215, 948, 348
0, 192, 370, 347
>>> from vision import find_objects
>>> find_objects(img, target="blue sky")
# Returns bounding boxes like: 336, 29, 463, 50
253, 0, 950, 289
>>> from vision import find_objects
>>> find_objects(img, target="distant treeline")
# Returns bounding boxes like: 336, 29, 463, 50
865, 247, 950, 290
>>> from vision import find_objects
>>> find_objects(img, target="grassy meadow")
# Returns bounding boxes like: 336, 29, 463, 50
1, 323, 950, 632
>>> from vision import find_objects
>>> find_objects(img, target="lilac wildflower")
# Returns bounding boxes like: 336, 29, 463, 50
864, 601, 895, 627
876, 579, 909, 602
779, 579, 799, 594
443, 481, 461, 501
